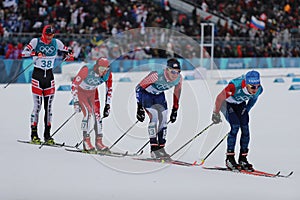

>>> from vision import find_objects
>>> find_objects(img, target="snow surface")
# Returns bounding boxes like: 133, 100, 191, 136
0, 69, 299, 200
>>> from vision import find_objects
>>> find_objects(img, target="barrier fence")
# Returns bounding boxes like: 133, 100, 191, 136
1, 57, 300, 83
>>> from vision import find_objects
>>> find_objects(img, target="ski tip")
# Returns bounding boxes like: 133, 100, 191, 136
276, 171, 281, 175
280, 171, 294, 178
288, 171, 294, 176
192, 161, 198, 166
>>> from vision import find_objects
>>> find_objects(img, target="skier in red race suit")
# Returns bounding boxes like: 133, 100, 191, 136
22, 25, 74, 145
71, 57, 112, 151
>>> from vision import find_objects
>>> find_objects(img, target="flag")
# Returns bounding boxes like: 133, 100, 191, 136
250, 16, 265, 30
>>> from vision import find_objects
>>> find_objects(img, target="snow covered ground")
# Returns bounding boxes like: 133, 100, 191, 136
0, 69, 299, 200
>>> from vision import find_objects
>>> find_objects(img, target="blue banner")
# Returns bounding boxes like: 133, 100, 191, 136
1, 57, 300, 83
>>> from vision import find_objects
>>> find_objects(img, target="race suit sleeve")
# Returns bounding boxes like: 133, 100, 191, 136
172, 76, 182, 110
135, 71, 158, 104
105, 72, 113, 105
71, 66, 88, 101
214, 83, 236, 113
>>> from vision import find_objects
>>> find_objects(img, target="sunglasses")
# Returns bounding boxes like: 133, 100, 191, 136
98, 66, 108, 72
167, 67, 181, 75
248, 84, 260, 89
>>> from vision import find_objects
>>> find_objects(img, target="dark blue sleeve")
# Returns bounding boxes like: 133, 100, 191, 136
246, 97, 258, 112
135, 85, 143, 105
246, 86, 263, 112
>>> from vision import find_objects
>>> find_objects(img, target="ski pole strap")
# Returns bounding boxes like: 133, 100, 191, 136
39, 112, 77, 149
169, 122, 215, 158
109, 120, 139, 150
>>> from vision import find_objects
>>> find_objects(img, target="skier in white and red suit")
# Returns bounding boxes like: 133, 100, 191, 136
71, 57, 112, 151
21, 25, 74, 145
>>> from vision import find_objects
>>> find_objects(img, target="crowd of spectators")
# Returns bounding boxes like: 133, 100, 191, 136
1, 0, 300, 60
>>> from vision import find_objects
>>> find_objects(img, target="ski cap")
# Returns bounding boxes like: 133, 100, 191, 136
245, 70, 260, 85
167, 58, 181, 70
41, 25, 55, 44
43, 25, 55, 35
96, 57, 109, 68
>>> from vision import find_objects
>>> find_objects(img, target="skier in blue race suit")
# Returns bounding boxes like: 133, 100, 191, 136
212, 70, 263, 171
135, 58, 182, 160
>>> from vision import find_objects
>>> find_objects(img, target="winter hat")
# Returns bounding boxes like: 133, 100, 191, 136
167, 58, 181, 70
96, 57, 109, 67
245, 70, 260, 85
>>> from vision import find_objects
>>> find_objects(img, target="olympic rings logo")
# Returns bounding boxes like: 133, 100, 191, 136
39, 46, 55, 54
86, 78, 102, 86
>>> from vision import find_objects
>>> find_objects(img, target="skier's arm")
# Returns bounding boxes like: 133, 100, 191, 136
172, 76, 182, 110
21, 38, 38, 57
214, 83, 236, 113
246, 87, 263, 112
56, 39, 74, 61
105, 72, 113, 105
137, 71, 158, 89
71, 66, 88, 101
136, 71, 158, 104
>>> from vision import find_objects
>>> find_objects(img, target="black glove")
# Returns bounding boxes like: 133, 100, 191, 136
103, 104, 110, 118
34, 51, 45, 58
170, 108, 178, 123
136, 104, 145, 122
212, 112, 222, 124
74, 101, 81, 113
64, 49, 74, 61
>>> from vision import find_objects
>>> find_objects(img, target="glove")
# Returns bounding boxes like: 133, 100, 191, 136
31, 51, 45, 58
65, 49, 74, 61
74, 101, 81, 113
170, 108, 178, 123
136, 104, 145, 122
212, 112, 222, 124
103, 104, 110, 118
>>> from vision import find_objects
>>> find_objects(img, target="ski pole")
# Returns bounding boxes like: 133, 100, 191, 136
52, 56, 68, 72
169, 122, 215, 158
199, 133, 228, 165
135, 140, 149, 155
3, 60, 34, 89
74, 117, 103, 148
39, 112, 77, 149
74, 128, 93, 148
109, 120, 139, 150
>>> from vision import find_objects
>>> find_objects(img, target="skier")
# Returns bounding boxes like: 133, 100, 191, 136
71, 57, 112, 151
135, 58, 182, 160
211, 70, 263, 171
22, 25, 74, 145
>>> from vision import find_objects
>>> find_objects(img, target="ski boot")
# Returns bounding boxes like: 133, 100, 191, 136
45, 137, 55, 145
95, 136, 109, 151
31, 126, 41, 144
225, 151, 241, 171
151, 146, 171, 161
31, 136, 41, 144
238, 151, 254, 171
83, 136, 95, 152
44, 125, 55, 145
